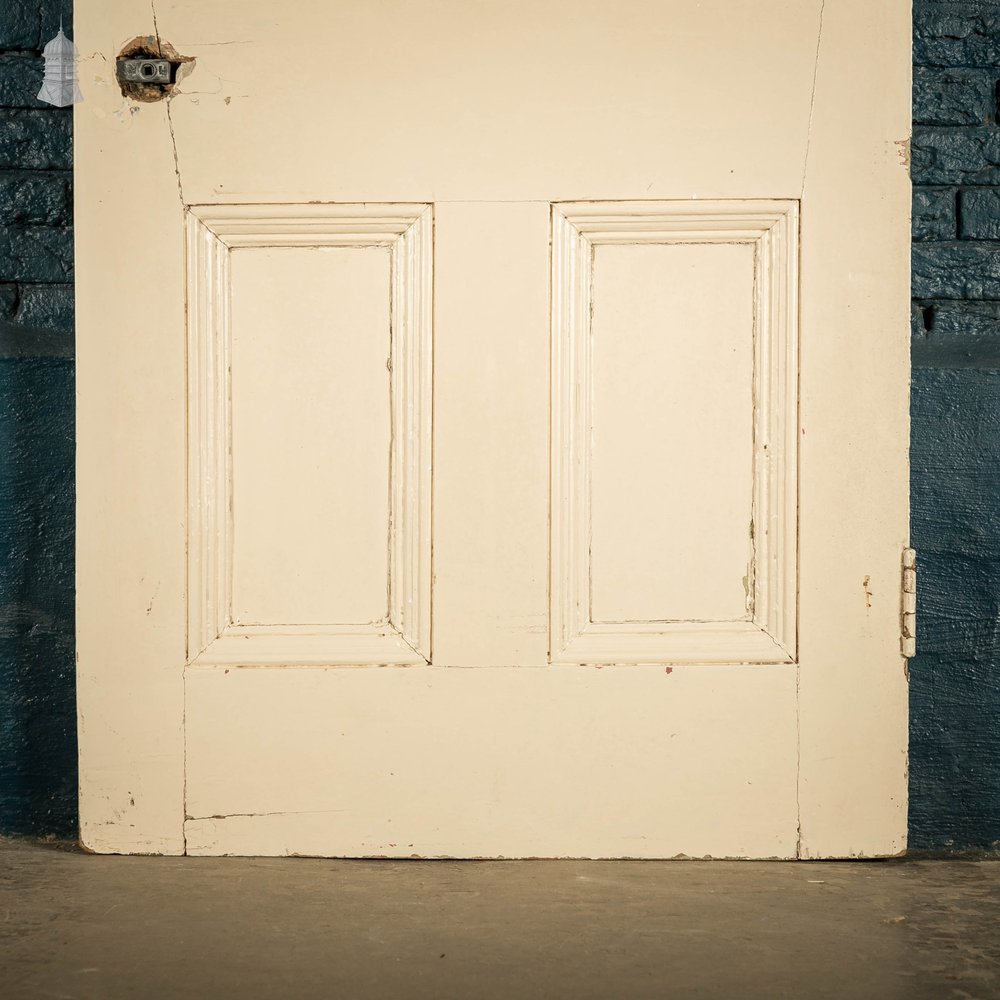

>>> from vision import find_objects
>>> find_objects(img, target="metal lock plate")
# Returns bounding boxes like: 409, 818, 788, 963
117, 58, 173, 84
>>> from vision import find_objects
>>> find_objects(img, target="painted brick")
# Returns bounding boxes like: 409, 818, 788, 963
0, 54, 43, 108
913, 67, 995, 125
911, 329, 1000, 369
927, 299, 1000, 337
958, 187, 1000, 238
0, 358, 76, 838
15, 284, 73, 334
0, 227, 73, 283
912, 241, 1000, 298
0, 2, 48, 51
0, 283, 16, 319
909, 653, 1000, 851
914, 2, 1000, 67
0, 172, 70, 225
910, 367, 1000, 851
912, 368, 1000, 560
0, 0, 77, 841
0, 110, 70, 171
913, 188, 957, 241
913, 301, 1000, 368
912, 127, 1000, 185
915, 553, 1000, 657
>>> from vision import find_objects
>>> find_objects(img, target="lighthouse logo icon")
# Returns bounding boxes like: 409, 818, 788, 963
38, 22, 83, 107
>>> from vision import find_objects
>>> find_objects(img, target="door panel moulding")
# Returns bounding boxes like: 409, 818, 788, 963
549, 200, 799, 666
186, 204, 433, 668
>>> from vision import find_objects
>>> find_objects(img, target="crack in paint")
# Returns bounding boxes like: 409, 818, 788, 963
795, 0, 825, 860
188, 809, 349, 821
150, 1, 186, 206
795, 659, 804, 858
800, 0, 826, 198
164, 99, 185, 206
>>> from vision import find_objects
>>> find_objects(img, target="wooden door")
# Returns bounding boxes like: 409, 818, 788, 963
75, 0, 911, 858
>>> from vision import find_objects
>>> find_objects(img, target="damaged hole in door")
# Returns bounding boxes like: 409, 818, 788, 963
116, 35, 194, 102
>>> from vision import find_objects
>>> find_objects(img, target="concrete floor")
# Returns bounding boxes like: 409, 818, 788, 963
1, 840, 998, 999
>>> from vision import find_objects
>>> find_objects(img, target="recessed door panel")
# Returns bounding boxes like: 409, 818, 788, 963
229, 245, 391, 628
590, 241, 755, 625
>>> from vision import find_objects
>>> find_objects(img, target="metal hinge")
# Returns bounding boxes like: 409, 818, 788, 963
901, 547, 917, 658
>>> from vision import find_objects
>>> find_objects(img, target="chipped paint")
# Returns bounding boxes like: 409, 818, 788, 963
115, 34, 194, 103
894, 138, 911, 171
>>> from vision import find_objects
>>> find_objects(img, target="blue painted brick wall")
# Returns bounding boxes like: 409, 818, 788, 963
1, 1, 998, 850
0, 0, 76, 838
911, 0, 1000, 852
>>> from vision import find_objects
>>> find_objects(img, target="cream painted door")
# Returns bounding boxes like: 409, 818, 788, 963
75, 0, 911, 858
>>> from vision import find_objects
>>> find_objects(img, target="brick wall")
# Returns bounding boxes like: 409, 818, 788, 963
0, 1, 77, 838
0, 5, 73, 342
910, 0, 1000, 852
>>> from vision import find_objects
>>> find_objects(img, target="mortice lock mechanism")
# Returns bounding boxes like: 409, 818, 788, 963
116, 58, 174, 85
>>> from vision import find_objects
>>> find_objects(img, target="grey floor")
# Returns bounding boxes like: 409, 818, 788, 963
2, 839, 999, 999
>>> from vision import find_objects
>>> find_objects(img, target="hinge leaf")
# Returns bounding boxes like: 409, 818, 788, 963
901, 547, 916, 658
